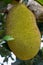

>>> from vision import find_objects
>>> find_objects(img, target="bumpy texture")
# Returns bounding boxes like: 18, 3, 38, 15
6, 4, 41, 60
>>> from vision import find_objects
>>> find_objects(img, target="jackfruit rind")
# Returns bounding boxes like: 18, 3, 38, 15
6, 4, 41, 60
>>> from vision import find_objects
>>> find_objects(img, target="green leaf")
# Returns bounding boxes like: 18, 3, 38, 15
37, 0, 43, 5
3, 35, 14, 41
4, 0, 12, 4
0, 0, 12, 4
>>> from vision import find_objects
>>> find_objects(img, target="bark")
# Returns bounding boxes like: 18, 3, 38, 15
27, 0, 43, 19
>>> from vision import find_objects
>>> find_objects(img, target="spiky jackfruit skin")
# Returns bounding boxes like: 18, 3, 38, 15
6, 4, 41, 60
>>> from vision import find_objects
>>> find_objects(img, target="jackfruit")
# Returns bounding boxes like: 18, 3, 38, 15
6, 4, 41, 60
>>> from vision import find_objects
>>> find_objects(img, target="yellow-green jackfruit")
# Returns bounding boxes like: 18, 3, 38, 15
6, 4, 41, 60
